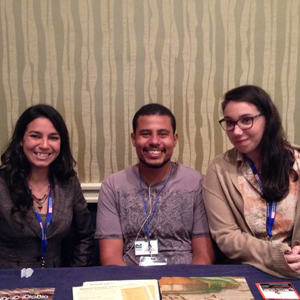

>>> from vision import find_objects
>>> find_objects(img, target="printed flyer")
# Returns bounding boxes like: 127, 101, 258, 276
159, 276, 254, 300
256, 282, 300, 299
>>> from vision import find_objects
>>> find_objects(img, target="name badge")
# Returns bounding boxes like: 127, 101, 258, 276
139, 254, 167, 266
134, 240, 158, 256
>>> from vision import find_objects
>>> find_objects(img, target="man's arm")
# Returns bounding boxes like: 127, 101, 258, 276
96, 178, 126, 266
99, 239, 126, 266
191, 236, 215, 264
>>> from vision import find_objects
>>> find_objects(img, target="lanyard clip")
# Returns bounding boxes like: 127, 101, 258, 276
266, 235, 273, 242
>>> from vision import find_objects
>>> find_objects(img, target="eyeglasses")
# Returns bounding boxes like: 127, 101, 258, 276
219, 114, 263, 131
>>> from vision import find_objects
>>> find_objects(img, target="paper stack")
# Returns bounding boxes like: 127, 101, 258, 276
72, 279, 160, 300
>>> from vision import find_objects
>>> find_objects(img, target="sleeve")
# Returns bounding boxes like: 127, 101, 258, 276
192, 174, 210, 238
203, 159, 300, 279
71, 176, 95, 267
95, 178, 123, 240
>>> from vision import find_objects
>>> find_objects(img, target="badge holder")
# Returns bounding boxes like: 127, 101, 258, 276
139, 254, 167, 266
134, 240, 167, 266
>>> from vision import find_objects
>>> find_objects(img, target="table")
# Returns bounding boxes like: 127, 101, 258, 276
0, 264, 299, 299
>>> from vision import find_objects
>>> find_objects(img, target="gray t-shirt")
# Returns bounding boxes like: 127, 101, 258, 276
95, 163, 210, 265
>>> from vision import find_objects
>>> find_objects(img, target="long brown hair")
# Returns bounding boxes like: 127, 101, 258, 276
222, 85, 298, 202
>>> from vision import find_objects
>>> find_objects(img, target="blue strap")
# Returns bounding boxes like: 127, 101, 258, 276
139, 163, 173, 246
34, 188, 53, 267
266, 201, 276, 238
245, 156, 276, 238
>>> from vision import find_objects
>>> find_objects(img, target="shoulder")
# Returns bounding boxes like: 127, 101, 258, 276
56, 174, 79, 186
101, 165, 138, 189
103, 166, 135, 182
175, 164, 203, 178
170, 164, 203, 189
204, 148, 240, 188
54, 175, 82, 195
207, 148, 239, 170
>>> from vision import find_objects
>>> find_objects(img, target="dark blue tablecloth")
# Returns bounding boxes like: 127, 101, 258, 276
0, 264, 299, 299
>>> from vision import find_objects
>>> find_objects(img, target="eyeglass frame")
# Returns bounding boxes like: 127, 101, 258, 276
219, 113, 263, 131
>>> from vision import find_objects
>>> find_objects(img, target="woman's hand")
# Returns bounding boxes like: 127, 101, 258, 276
284, 245, 300, 272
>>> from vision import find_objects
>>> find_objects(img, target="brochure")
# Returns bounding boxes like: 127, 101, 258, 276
159, 276, 254, 300
256, 282, 300, 299
72, 279, 160, 300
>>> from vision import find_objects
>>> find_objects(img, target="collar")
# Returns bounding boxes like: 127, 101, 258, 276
236, 151, 262, 194
134, 162, 178, 187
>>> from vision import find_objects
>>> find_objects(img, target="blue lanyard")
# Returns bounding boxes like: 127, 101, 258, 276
266, 201, 277, 238
139, 163, 173, 246
245, 157, 276, 238
34, 188, 53, 267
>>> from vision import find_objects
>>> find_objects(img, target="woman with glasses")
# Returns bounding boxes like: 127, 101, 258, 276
203, 85, 300, 278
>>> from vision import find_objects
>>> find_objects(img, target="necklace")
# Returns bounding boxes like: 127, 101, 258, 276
31, 185, 50, 211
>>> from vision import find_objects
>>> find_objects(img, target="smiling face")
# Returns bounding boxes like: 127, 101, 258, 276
223, 101, 266, 162
131, 114, 178, 169
21, 117, 61, 172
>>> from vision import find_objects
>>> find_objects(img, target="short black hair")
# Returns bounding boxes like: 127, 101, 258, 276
132, 103, 176, 133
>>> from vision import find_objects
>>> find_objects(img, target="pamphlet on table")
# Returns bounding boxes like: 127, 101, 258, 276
256, 282, 300, 299
158, 276, 254, 300
72, 279, 160, 300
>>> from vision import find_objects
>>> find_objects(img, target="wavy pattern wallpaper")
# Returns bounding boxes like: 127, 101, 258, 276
0, 0, 300, 183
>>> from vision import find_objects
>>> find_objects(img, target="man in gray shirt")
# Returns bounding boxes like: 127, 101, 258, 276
95, 103, 215, 266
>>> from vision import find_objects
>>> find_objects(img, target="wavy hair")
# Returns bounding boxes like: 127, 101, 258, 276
0, 104, 76, 215
222, 85, 298, 202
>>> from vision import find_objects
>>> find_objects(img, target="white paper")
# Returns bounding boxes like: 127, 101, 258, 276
20, 268, 34, 278
73, 279, 159, 300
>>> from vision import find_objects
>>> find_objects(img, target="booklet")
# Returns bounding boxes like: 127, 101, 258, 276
0, 288, 55, 299
72, 279, 160, 300
159, 276, 254, 300
256, 282, 300, 299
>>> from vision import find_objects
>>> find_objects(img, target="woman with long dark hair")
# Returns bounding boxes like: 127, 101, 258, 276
0, 104, 94, 268
203, 85, 300, 278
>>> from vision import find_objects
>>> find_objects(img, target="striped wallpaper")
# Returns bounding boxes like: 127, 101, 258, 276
0, 0, 300, 183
